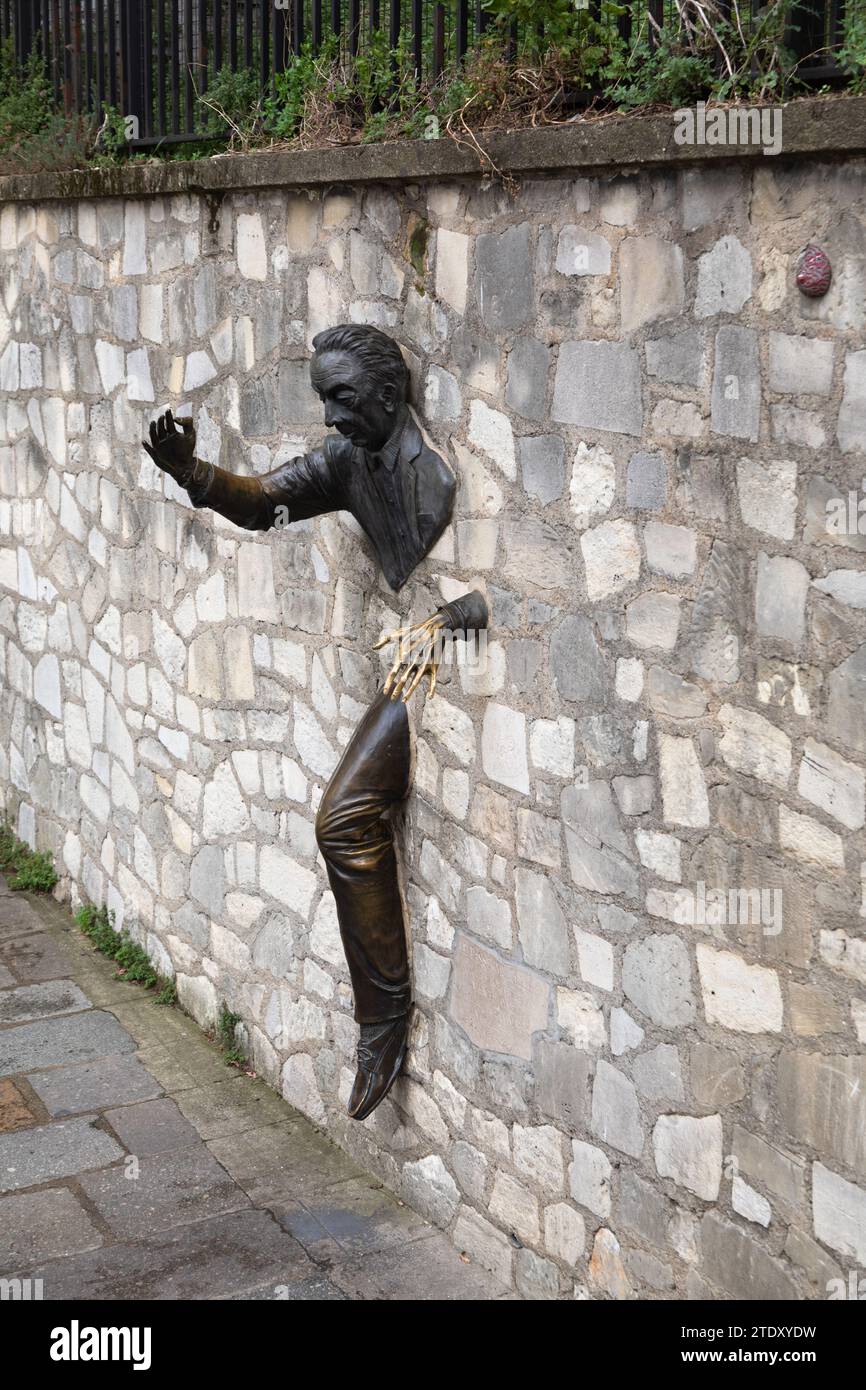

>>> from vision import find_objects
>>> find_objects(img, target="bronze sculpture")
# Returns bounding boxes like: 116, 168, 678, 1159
143, 323, 488, 1121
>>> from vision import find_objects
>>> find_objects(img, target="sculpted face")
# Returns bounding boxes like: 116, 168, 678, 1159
310, 349, 399, 453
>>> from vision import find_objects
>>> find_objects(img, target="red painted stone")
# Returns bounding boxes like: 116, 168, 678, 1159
796, 244, 832, 298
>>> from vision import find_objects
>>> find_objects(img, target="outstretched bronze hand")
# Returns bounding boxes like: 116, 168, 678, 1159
142, 409, 197, 487
374, 612, 449, 703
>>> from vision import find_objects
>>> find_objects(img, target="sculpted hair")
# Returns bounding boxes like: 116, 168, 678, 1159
311, 323, 410, 401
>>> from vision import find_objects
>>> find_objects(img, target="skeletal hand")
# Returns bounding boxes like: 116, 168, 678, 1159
373, 612, 449, 703
141, 408, 197, 486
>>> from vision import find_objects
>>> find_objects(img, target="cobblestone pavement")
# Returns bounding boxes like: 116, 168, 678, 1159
0, 875, 509, 1301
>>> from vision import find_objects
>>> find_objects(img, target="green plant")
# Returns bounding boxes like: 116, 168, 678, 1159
198, 62, 264, 144
839, 0, 866, 92
0, 822, 58, 892
216, 1002, 246, 1066
75, 902, 173, 996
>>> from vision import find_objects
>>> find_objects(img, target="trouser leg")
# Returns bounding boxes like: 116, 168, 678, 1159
315, 688, 412, 1025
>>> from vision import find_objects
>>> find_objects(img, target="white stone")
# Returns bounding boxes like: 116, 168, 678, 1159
422, 695, 476, 765
581, 519, 641, 600
696, 944, 783, 1033
718, 705, 792, 790
798, 738, 865, 830
237, 212, 268, 280
568, 1140, 611, 1217
557, 989, 606, 1050
481, 703, 529, 794
658, 735, 709, 827
653, 1113, 723, 1200
736, 458, 797, 540
435, 228, 469, 313
514, 1124, 566, 1194
615, 657, 644, 702
529, 717, 574, 778
574, 929, 614, 991
812, 1162, 866, 1266
468, 400, 516, 480
732, 1176, 772, 1227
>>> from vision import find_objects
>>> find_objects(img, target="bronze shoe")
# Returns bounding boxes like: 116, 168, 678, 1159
347, 1013, 410, 1122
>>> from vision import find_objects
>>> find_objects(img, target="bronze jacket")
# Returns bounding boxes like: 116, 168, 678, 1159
186, 415, 455, 593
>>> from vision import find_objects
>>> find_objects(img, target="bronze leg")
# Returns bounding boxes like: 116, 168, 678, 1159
315, 688, 412, 1025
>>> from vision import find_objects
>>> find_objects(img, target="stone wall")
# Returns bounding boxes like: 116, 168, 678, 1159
1, 147, 865, 1300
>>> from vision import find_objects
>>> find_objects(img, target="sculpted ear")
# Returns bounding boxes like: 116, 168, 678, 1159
380, 380, 398, 413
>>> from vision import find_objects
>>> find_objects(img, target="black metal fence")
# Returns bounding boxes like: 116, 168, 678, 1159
0, 1, 848, 148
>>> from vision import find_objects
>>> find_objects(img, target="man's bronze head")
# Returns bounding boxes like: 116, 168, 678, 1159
310, 324, 410, 453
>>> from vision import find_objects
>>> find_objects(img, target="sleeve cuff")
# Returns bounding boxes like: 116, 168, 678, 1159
436, 589, 489, 635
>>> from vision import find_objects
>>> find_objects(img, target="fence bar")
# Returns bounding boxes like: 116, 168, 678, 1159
107, 0, 117, 107
185, 0, 194, 132
432, 1, 444, 78
370, 0, 379, 34
95, 0, 105, 112
197, 0, 207, 94
292, 0, 303, 55
349, 0, 360, 55
259, 0, 269, 88
330, 0, 340, 38
274, 0, 287, 72
243, 0, 252, 65
312, 0, 321, 51
228, 0, 236, 67
170, 0, 180, 132
456, 0, 468, 59
156, 0, 165, 133
389, 0, 399, 49
412, 0, 421, 74
214, 0, 222, 69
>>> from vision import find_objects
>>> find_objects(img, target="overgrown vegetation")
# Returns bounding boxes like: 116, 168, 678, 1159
0, 821, 58, 892
76, 901, 176, 1003
0, 3, 857, 175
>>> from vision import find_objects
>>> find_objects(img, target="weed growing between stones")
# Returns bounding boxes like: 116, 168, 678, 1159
0, 822, 58, 892
75, 901, 176, 1002
215, 1003, 247, 1068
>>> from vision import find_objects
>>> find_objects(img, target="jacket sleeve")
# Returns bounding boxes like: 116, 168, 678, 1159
186, 441, 343, 531
436, 589, 489, 636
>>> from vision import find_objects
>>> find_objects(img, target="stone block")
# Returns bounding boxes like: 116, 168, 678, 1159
505, 338, 549, 421
450, 935, 548, 1061
552, 340, 642, 436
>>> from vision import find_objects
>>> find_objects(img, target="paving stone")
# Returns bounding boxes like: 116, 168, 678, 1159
28, 1054, 163, 1118
207, 1119, 358, 1204
0, 1010, 136, 1077
0, 931, 75, 984
0, 902, 44, 940
0, 1114, 124, 1191
15, 1208, 314, 1299
331, 1228, 506, 1300
0, 1188, 103, 1270
0, 979, 91, 1025
174, 1075, 300, 1141
78, 1144, 249, 1237
0, 1076, 38, 1133
224, 1273, 349, 1300
101, 1096, 202, 1155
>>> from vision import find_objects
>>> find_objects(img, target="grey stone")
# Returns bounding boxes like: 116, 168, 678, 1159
690, 1042, 746, 1108
0, 1115, 124, 1192
711, 325, 760, 441
622, 934, 695, 1027
769, 331, 834, 396
520, 435, 565, 505
506, 338, 549, 420
516, 868, 570, 977
732, 1124, 805, 1207
401, 1154, 461, 1227
553, 340, 642, 436
475, 224, 533, 330
590, 1060, 643, 1158
279, 360, 321, 422
646, 328, 703, 386
239, 376, 276, 436
626, 451, 667, 510
701, 1212, 800, 1300
0, 1188, 103, 1269
619, 1170, 670, 1246
0, 1011, 135, 1077
506, 638, 544, 692
561, 781, 638, 899
838, 350, 866, 452
827, 643, 866, 756
77, 1139, 250, 1239
516, 1247, 560, 1300
0, 979, 91, 1024
612, 775, 654, 815
452, 1140, 488, 1201
627, 1249, 674, 1291
695, 235, 752, 317
755, 554, 809, 642
15, 1208, 315, 1300
28, 1054, 162, 1117
632, 1043, 684, 1101
550, 614, 606, 703
777, 1053, 866, 1178
534, 1041, 592, 1133
620, 235, 685, 334
647, 666, 707, 718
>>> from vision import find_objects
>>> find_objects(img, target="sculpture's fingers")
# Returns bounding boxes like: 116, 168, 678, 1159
390, 658, 419, 700
150, 419, 160, 447
373, 627, 402, 651
428, 664, 438, 700
166, 407, 176, 432
403, 661, 430, 702
177, 416, 194, 433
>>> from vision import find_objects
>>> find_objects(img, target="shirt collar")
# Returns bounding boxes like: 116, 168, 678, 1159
369, 417, 405, 472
